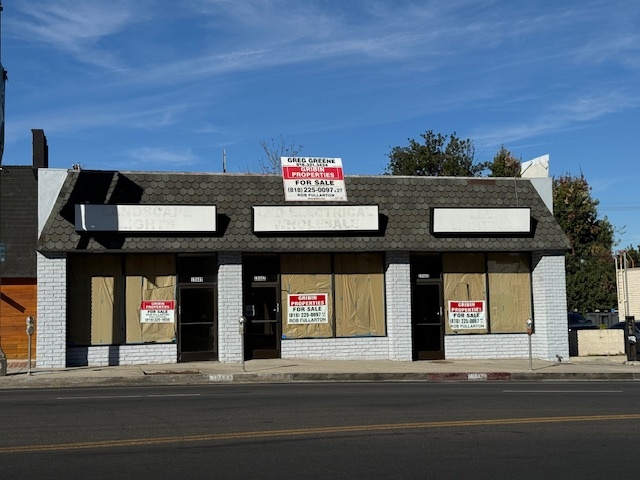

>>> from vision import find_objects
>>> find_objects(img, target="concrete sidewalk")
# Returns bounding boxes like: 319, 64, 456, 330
2, 356, 640, 388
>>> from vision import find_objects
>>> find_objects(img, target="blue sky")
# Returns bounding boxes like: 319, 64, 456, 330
2, 0, 639, 248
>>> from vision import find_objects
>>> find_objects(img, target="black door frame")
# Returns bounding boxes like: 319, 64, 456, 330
243, 281, 281, 359
411, 280, 445, 360
177, 284, 218, 362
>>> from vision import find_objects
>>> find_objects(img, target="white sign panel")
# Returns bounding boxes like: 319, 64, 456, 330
281, 157, 347, 201
287, 294, 329, 324
432, 208, 531, 234
75, 205, 217, 232
448, 301, 487, 330
140, 300, 176, 323
253, 205, 379, 232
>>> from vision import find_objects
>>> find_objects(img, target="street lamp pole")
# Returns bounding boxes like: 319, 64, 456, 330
0, 0, 7, 376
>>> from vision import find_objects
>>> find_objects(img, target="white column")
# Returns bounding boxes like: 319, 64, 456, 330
217, 252, 243, 363
386, 252, 412, 361
36, 253, 67, 368
531, 253, 569, 361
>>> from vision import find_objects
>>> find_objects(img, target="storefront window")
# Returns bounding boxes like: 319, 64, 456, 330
68, 254, 123, 345
68, 254, 177, 346
281, 254, 333, 338
280, 253, 385, 338
125, 255, 176, 343
335, 253, 385, 336
487, 253, 531, 333
443, 252, 532, 334
443, 253, 487, 334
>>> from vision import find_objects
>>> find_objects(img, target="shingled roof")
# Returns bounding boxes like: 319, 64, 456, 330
37, 170, 570, 254
1, 166, 38, 276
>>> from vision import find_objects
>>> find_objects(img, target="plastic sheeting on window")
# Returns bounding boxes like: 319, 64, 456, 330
487, 253, 531, 333
334, 253, 385, 337
280, 254, 333, 338
125, 255, 176, 344
443, 253, 487, 334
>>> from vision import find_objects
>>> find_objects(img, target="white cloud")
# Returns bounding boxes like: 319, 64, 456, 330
125, 147, 200, 167
471, 90, 639, 148
9, 0, 140, 68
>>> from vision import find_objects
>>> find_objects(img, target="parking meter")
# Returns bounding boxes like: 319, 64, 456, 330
239, 316, 246, 372
626, 316, 637, 362
526, 318, 533, 371
26, 316, 35, 336
26, 316, 35, 375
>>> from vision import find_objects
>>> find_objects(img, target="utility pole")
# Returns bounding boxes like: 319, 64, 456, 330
0, 0, 7, 376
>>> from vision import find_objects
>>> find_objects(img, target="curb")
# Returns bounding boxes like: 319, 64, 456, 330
2, 371, 640, 388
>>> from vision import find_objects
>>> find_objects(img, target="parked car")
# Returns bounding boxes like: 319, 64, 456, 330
608, 321, 640, 337
567, 312, 599, 330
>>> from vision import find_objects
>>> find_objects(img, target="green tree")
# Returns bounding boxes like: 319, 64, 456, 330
257, 135, 303, 174
553, 174, 617, 312
386, 130, 483, 176
619, 245, 640, 267
485, 145, 521, 177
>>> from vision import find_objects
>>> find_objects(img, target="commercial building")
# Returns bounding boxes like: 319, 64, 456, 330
35, 161, 570, 368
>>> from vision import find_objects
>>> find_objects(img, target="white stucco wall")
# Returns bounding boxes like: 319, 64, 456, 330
577, 329, 625, 356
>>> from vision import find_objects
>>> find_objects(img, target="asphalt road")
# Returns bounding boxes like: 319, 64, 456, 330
1, 381, 639, 479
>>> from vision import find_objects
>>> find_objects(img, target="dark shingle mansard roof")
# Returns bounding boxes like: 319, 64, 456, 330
36, 170, 570, 254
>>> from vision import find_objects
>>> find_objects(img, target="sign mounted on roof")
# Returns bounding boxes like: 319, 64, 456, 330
281, 157, 347, 202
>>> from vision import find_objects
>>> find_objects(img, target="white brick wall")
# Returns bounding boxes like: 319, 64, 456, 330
36, 253, 68, 368
386, 252, 412, 361
68, 344, 177, 367
217, 252, 243, 363
530, 253, 568, 360
445, 334, 530, 359
282, 337, 389, 359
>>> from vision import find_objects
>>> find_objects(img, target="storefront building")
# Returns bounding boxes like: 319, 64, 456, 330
36, 167, 570, 368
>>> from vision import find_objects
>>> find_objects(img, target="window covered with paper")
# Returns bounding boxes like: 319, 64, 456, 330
443, 253, 487, 334
334, 253, 385, 336
68, 254, 123, 345
487, 253, 531, 333
281, 254, 333, 338
125, 255, 176, 343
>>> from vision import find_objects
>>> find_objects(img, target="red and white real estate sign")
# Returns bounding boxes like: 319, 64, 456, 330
287, 294, 329, 324
140, 300, 176, 323
448, 301, 486, 330
281, 157, 347, 201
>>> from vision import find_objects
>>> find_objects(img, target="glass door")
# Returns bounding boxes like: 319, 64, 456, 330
178, 286, 217, 361
244, 284, 280, 359
412, 282, 444, 360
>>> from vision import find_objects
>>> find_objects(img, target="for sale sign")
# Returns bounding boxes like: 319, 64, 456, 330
448, 301, 486, 330
140, 300, 176, 323
281, 157, 347, 201
287, 294, 329, 324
